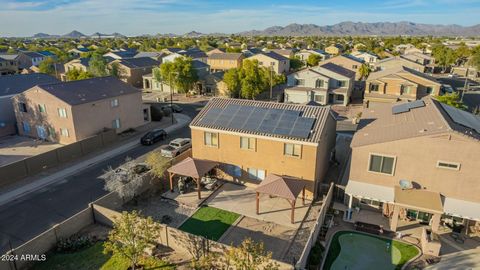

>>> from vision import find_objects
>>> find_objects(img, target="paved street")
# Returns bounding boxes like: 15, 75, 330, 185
0, 102, 204, 254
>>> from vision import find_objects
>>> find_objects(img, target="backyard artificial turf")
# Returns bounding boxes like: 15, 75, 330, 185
323, 231, 419, 270
178, 206, 241, 241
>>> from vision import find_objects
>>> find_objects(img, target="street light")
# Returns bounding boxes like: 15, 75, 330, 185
169, 71, 178, 125
269, 63, 274, 101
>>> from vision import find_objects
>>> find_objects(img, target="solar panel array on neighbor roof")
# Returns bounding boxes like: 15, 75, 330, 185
199, 104, 316, 139
440, 103, 480, 133
392, 100, 425, 114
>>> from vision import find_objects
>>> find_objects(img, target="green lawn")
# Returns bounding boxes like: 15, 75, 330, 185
323, 231, 419, 270
32, 242, 174, 270
178, 206, 240, 241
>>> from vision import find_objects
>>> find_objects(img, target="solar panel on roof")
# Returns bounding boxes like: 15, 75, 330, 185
242, 107, 268, 131
258, 109, 283, 133
392, 103, 410, 114
199, 108, 222, 125
440, 103, 480, 133
290, 118, 315, 138
407, 100, 425, 110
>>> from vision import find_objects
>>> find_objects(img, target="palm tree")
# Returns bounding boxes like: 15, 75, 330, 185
359, 63, 372, 81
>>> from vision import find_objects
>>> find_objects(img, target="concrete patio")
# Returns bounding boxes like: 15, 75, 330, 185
205, 182, 311, 229
161, 186, 217, 208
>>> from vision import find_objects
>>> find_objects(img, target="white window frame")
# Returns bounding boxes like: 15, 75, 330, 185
204, 132, 218, 147
111, 99, 119, 107
367, 153, 396, 176
112, 118, 121, 129
60, 128, 69, 137
436, 160, 460, 171
58, 108, 67, 118
284, 143, 302, 158
240, 137, 256, 151
247, 168, 265, 181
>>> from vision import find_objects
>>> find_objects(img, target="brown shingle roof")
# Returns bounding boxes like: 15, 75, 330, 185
190, 98, 333, 144
208, 53, 243, 60
351, 96, 480, 147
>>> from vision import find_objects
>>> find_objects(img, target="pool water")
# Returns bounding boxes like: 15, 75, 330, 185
323, 231, 419, 270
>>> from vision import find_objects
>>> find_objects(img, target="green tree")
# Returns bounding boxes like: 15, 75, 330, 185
224, 238, 279, 270
65, 68, 93, 81
359, 63, 372, 81
435, 92, 466, 110
108, 62, 121, 78
88, 52, 108, 77
240, 60, 268, 99
289, 56, 304, 71
431, 44, 455, 72
38, 57, 56, 75
223, 68, 242, 98
103, 211, 161, 270
145, 151, 169, 180
469, 46, 480, 70
155, 57, 198, 94
306, 54, 322, 67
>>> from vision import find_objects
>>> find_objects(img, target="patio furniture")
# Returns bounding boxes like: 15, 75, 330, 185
450, 232, 465, 244
354, 221, 384, 235
201, 176, 219, 190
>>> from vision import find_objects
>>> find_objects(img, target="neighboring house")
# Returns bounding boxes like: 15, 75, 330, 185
285, 62, 356, 106
113, 57, 160, 88
394, 43, 416, 53
190, 97, 337, 199
245, 52, 290, 74
345, 97, 480, 233
319, 55, 364, 80
64, 58, 90, 72
295, 49, 330, 63
0, 55, 19, 75
451, 66, 479, 78
162, 48, 208, 63
207, 53, 244, 72
103, 49, 137, 60
242, 47, 263, 57
68, 47, 89, 57
17, 51, 46, 69
350, 51, 378, 65
402, 52, 436, 72
38, 51, 57, 60
373, 56, 426, 73
204, 72, 228, 96
325, 44, 344, 55
206, 48, 226, 56
365, 66, 441, 103
134, 51, 165, 62
269, 49, 294, 59
0, 73, 60, 138
13, 77, 149, 144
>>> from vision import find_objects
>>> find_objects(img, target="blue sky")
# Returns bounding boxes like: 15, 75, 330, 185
1, 0, 480, 36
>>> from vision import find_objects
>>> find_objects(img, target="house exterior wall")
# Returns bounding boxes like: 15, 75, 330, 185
245, 54, 290, 74
207, 55, 244, 72
374, 58, 425, 72
13, 87, 77, 144
366, 73, 441, 101
349, 134, 480, 203
117, 65, 154, 88
325, 46, 341, 55
0, 96, 17, 137
0, 59, 18, 75
64, 61, 88, 72
190, 127, 335, 198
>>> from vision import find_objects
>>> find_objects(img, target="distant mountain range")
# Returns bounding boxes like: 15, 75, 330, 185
237, 22, 480, 36
32, 30, 126, 38
27, 21, 480, 38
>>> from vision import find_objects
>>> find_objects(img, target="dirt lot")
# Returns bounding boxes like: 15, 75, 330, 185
219, 216, 296, 260
0, 136, 63, 166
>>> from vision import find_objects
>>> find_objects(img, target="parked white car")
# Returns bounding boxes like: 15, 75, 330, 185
160, 138, 192, 158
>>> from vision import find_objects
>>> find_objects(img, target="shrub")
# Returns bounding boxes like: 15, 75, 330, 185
56, 234, 93, 253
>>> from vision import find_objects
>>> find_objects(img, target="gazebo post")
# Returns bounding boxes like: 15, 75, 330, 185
291, 199, 296, 224
196, 177, 201, 199
169, 172, 174, 192
256, 192, 260, 215
302, 187, 305, 205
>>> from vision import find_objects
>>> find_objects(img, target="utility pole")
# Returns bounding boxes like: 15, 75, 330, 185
269, 64, 273, 101
461, 67, 469, 102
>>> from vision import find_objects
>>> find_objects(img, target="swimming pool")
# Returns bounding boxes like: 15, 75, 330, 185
322, 231, 420, 270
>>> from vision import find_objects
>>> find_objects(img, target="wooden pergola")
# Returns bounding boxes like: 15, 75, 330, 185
167, 157, 218, 199
255, 174, 306, 224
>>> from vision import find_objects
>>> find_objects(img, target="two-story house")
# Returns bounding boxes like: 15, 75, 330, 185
320, 55, 364, 80
350, 51, 379, 65
0, 73, 59, 138
245, 52, 290, 74
345, 97, 480, 234
365, 66, 441, 103
373, 56, 426, 73
295, 49, 330, 63
17, 51, 46, 69
207, 53, 244, 72
189, 98, 337, 199
112, 57, 160, 88
64, 57, 90, 73
0, 55, 19, 75
12, 77, 149, 144
402, 52, 436, 73
285, 63, 355, 106
325, 44, 344, 55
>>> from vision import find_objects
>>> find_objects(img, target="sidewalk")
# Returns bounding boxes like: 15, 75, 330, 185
0, 113, 191, 206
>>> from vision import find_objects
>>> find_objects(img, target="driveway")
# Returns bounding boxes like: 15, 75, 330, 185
205, 183, 311, 229
0, 136, 62, 166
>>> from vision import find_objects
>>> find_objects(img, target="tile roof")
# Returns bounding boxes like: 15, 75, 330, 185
190, 97, 334, 144
20, 51, 45, 58
368, 65, 439, 84
117, 57, 160, 69
0, 54, 19, 60
35, 76, 140, 106
192, 60, 209, 69
0, 73, 60, 97
351, 96, 480, 147
262, 51, 289, 61
134, 51, 164, 59
319, 62, 356, 78
208, 53, 243, 60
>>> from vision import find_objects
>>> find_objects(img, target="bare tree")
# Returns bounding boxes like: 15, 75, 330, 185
101, 157, 145, 201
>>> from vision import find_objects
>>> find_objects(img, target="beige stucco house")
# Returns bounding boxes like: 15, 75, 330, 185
373, 56, 426, 73
320, 55, 364, 80
12, 77, 149, 144
112, 57, 160, 88
207, 53, 244, 72
64, 58, 90, 73
365, 66, 441, 103
325, 44, 344, 55
345, 97, 480, 234
204, 72, 229, 96
245, 52, 290, 74
190, 98, 337, 199
0, 55, 19, 75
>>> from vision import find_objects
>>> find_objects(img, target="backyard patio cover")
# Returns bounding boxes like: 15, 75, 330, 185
255, 174, 306, 224
167, 157, 218, 199
394, 186, 443, 214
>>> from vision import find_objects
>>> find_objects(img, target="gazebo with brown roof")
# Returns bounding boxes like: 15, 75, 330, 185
167, 157, 218, 199
255, 174, 307, 224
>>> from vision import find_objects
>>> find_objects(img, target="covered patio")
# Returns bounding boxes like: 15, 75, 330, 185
255, 174, 307, 224
167, 157, 218, 200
